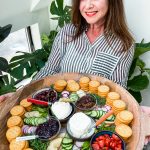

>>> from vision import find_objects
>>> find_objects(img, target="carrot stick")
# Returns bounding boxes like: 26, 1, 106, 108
96, 110, 114, 126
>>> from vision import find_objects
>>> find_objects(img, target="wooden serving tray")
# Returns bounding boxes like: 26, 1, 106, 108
0, 73, 149, 150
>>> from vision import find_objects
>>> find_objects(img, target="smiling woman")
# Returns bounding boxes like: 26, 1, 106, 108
33, 0, 134, 90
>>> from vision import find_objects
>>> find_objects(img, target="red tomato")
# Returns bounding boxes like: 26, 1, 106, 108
92, 133, 123, 150
112, 134, 120, 141
98, 140, 105, 148
104, 134, 109, 138
116, 144, 122, 149
98, 135, 105, 140
105, 138, 110, 147
92, 143, 100, 150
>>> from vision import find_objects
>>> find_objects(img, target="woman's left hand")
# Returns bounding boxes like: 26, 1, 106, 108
0, 93, 14, 103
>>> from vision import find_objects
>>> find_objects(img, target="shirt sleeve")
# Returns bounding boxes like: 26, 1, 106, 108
110, 44, 135, 89
33, 31, 61, 80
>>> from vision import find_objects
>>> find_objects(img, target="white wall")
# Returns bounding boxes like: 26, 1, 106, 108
0, 0, 50, 34
124, 0, 150, 42
124, 0, 150, 106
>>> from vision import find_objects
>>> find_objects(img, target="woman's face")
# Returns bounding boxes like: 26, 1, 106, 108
79, 0, 108, 26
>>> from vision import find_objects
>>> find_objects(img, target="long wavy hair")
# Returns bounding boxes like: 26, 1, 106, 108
72, 0, 134, 51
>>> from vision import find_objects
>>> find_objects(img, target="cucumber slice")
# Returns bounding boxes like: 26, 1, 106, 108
85, 111, 92, 116
106, 115, 115, 121
90, 111, 97, 118
63, 144, 73, 150
62, 138, 73, 145
99, 110, 104, 117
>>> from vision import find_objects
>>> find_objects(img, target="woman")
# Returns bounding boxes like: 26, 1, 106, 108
1, 0, 133, 96
33, 0, 134, 89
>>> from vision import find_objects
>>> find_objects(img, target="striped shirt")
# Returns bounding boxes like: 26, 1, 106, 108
34, 24, 134, 88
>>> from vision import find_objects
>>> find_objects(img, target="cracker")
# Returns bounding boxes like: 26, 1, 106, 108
107, 92, 120, 100
20, 99, 32, 108
9, 139, 26, 150
115, 124, 132, 139
10, 105, 25, 117
98, 85, 110, 93
119, 110, 133, 122
79, 76, 90, 84
7, 116, 22, 128
113, 100, 126, 109
89, 80, 100, 87
6, 126, 22, 142
55, 79, 67, 87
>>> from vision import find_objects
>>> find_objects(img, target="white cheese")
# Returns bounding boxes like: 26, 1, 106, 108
51, 102, 72, 119
69, 112, 91, 138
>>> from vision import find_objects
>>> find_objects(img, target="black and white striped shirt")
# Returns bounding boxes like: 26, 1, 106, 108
34, 24, 134, 88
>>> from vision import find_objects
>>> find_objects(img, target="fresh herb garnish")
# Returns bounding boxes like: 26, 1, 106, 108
89, 93, 106, 106
29, 138, 49, 150
82, 141, 90, 150
95, 122, 115, 133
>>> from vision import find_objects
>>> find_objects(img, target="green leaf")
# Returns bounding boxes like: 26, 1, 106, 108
127, 75, 149, 92
58, 17, 65, 28
0, 57, 9, 72
136, 58, 145, 69
2, 74, 9, 85
82, 141, 90, 150
50, 0, 71, 28
144, 68, 150, 77
56, 0, 64, 13
0, 85, 16, 95
0, 24, 12, 42
134, 42, 150, 58
50, 1, 59, 15
128, 90, 142, 103
10, 65, 24, 79
41, 34, 50, 45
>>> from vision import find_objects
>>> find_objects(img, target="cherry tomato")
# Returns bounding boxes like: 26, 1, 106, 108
105, 138, 110, 147
98, 140, 105, 148
99, 135, 105, 140
92, 143, 100, 150
112, 134, 120, 141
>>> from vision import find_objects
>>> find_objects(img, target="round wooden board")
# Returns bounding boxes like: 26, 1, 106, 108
0, 73, 146, 150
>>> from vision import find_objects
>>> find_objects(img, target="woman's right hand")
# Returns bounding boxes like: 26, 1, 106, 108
0, 93, 14, 103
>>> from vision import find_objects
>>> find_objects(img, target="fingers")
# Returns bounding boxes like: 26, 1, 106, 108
141, 106, 150, 117
0, 92, 14, 103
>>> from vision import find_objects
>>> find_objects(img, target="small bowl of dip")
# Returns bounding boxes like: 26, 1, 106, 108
75, 94, 97, 111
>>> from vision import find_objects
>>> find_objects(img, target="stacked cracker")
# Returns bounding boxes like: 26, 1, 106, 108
98, 85, 110, 98
89, 80, 100, 94
54, 79, 67, 92
79, 76, 90, 92
66, 80, 80, 92
6, 99, 33, 150
115, 124, 132, 141
115, 110, 133, 126
106, 92, 120, 106
112, 100, 126, 115
112, 100, 133, 141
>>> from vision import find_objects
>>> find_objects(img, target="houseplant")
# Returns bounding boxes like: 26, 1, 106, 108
0, 0, 150, 104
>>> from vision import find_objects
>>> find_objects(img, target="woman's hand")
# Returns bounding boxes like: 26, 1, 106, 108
0, 93, 14, 103
141, 106, 150, 145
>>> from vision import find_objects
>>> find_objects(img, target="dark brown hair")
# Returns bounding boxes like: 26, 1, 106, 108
72, 0, 134, 51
